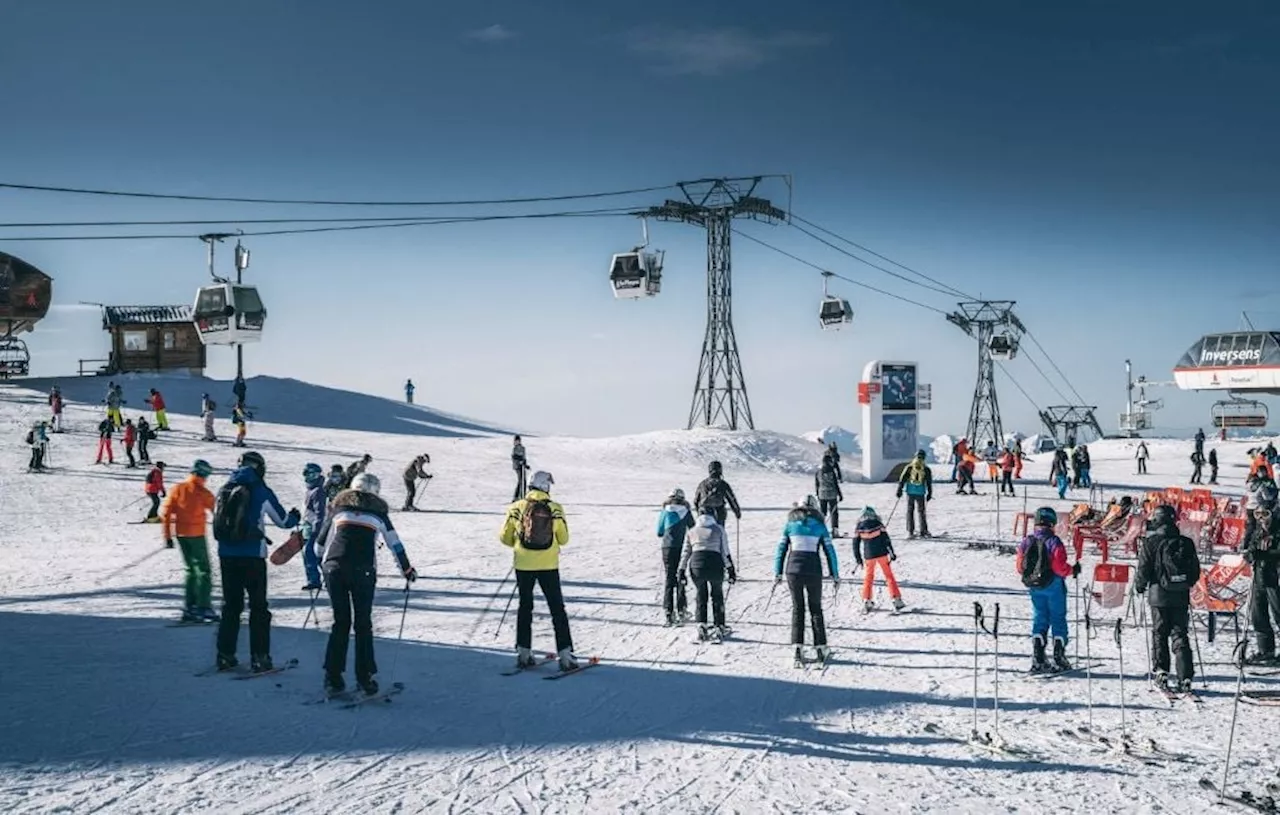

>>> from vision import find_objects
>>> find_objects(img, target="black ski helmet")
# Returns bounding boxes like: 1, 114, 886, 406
239, 450, 266, 477
709, 460, 723, 477
1145, 504, 1177, 532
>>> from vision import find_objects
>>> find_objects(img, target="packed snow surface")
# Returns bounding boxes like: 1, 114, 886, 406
1, 383, 1277, 813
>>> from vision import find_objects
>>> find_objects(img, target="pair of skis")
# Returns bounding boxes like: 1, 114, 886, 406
1200, 778, 1280, 813
306, 682, 406, 708
1058, 726, 1190, 765
922, 722, 1039, 761
194, 657, 299, 679
501, 654, 601, 680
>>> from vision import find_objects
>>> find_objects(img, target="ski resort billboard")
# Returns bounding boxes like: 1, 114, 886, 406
860, 360, 929, 482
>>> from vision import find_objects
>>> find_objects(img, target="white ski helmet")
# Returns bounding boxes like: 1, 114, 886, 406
351, 472, 381, 495
529, 470, 554, 493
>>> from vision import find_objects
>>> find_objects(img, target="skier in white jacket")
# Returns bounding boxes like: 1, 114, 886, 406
678, 511, 736, 642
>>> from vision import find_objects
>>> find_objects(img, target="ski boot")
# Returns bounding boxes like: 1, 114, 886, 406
697, 624, 710, 642
1152, 670, 1171, 692
515, 647, 538, 669
216, 652, 239, 672
1030, 635, 1049, 674
831, 527, 841, 538
180, 607, 202, 623
1052, 637, 1072, 672
357, 675, 379, 696
301, 582, 322, 592
863, 599, 875, 614
324, 672, 346, 695
892, 597, 906, 612
250, 654, 274, 673
716, 624, 733, 639
816, 645, 832, 665
793, 645, 806, 668
557, 648, 579, 672
920, 531, 933, 539
1175, 677, 1193, 694
1245, 650, 1278, 666
198, 607, 220, 623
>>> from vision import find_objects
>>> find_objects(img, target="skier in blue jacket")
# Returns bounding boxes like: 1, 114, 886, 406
214, 451, 301, 673
301, 462, 327, 591
656, 488, 696, 625
774, 496, 839, 665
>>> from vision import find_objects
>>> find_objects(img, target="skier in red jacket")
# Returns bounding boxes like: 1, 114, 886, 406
144, 462, 167, 522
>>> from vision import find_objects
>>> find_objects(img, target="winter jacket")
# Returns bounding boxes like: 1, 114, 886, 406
512, 443, 526, 472
815, 463, 843, 501
854, 517, 894, 563
1050, 452, 1070, 479
49, 394, 62, 414
774, 508, 838, 578
303, 485, 327, 546
1209, 450, 1218, 468
214, 465, 297, 558
201, 396, 216, 415
499, 488, 569, 571
324, 472, 346, 503
1134, 524, 1201, 607
231, 406, 247, 427
1136, 444, 1149, 461
316, 489, 411, 574
1250, 455, 1274, 482
146, 391, 166, 411
97, 419, 113, 439
344, 458, 370, 487
678, 514, 734, 575
1079, 448, 1092, 470
123, 424, 136, 447
897, 460, 933, 499
998, 451, 1015, 472
1015, 527, 1072, 585
144, 467, 166, 496
1244, 512, 1280, 589
162, 475, 215, 539
656, 499, 695, 549
105, 388, 121, 409
403, 458, 430, 482
694, 476, 741, 517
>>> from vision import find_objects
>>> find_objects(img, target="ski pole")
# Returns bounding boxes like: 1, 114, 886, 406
1139, 601, 1151, 683
1114, 618, 1128, 744
1083, 591, 1094, 733
884, 495, 902, 528
991, 603, 1002, 742
1191, 611, 1207, 690
1073, 571, 1080, 666
736, 517, 741, 572
972, 602, 983, 740
385, 580, 412, 690
494, 578, 519, 640
764, 578, 780, 615
1221, 639, 1248, 802
302, 588, 319, 629
117, 495, 148, 513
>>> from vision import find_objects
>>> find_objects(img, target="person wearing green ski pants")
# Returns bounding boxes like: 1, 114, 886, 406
178, 537, 213, 610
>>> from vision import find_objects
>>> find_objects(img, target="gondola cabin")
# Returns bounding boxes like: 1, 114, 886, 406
192, 284, 266, 345
609, 251, 663, 299
818, 296, 853, 329
0, 252, 54, 378
102, 305, 207, 375
989, 332, 1018, 360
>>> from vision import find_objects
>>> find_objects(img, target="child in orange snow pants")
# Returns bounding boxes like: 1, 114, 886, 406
852, 507, 906, 612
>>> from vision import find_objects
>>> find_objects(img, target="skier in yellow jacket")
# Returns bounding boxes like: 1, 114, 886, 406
499, 470, 577, 671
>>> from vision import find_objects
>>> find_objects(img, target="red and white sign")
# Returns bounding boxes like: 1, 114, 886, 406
1091, 563, 1131, 610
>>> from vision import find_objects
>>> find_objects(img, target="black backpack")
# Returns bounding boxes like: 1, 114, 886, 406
519, 499, 556, 550
1020, 536, 1055, 589
1157, 534, 1198, 591
213, 481, 255, 541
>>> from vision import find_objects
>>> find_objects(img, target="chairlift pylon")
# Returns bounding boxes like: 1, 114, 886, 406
818, 271, 853, 330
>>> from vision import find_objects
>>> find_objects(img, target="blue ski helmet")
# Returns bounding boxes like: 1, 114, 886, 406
191, 459, 213, 478
1034, 506, 1058, 528
303, 462, 324, 487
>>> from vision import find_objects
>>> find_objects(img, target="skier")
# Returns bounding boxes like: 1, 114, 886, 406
1243, 490, 1280, 665
1136, 441, 1149, 475
162, 459, 219, 623
997, 446, 1016, 497
679, 507, 736, 642
950, 437, 968, 483
212, 450, 301, 672
145, 388, 169, 431
123, 419, 137, 468
1249, 450, 1275, 485
94, 416, 115, 465
231, 403, 248, 448
1267, 441, 1279, 465
25, 422, 46, 471
656, 487, 695, 625
1014, 443, 1025, 479
401, 454, 432, 511
1134, 504, 1201, 692
956, 450, 978, 495
511, 435, 528, 500
1194, 428, 1206, 458
315, 472, 417, 696
324, 464, 347, 503
1050, 449, 1070, 499
774, 495, 838, 665
500, 470, 578, 671
896, 450, 933, 539
815, 453, 844, 535
1016, 507, 1078, 673
1208, 448, 1219, 485
200, 393, 217, 441
344, 454, 372, 489
826, 441, 842, 481
48, 385, 63, 433
300, 463, 327, 591
1190, 450, 1205, 485
104, 381, 123, 429
854, 506, 904, 612
1077, 444, 1092, 488
232, 374, 247, 409
144, 461, 167, 522
404, 379, 415, 405
694, 460, 742, 527
1070, 446, 1085, 489
983, 441, 999, 482
137, 416, 153, 464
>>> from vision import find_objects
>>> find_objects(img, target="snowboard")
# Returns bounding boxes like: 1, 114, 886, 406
269, 530, 305, 566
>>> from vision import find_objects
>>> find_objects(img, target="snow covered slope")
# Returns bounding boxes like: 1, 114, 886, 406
1, 389, 1277, 813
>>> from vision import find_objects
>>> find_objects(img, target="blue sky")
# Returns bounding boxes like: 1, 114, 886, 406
3, 1, 1278, 437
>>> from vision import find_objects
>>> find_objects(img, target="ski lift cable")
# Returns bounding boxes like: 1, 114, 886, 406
1019, 344, 1072, 405
788, 221, 963, 299
995, 361, 1044, 413
1022, 328, 1088, 405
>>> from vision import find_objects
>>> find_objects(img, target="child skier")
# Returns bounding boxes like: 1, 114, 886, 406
163, 459, 219, 622
853, 507, 904, 612
145, 388, 169, 431
231, 403, 248, 447
774, 495, 838, 666
656, 487, 695, 625
1134, 504, 1201, 692
401, 454, 431, 511
314, 472, 417, 696
144, 461, 167, 522
95, 417, 115, 465
679, 508, 736, 642
300, 463, 327, 591
123, 419, 137, 468
1015, 507, 1079, 673
25, 422, 46, 471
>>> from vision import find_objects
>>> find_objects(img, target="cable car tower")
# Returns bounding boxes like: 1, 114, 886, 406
946, 300, 1024, 447
624, 177, 787, 431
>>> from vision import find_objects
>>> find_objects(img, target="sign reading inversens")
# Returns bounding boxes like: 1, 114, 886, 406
1201, 347, 1263, 365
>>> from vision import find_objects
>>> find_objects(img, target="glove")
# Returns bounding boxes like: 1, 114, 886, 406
1071, 562, 1082, 578
164, 538, 174, 549
1243, 550, 1256, 564
734, 509, 742, 520
832, 575, 840, 587
678, 570, 688, 585
774, 574, 782, 585
896, 489, 904, 499
727, 565, 737, 585
855, 557, 864, 569
285, 508, 301, 526
926, 494, 933, 502
403, 566, 417, 582
890, 552, 897, 562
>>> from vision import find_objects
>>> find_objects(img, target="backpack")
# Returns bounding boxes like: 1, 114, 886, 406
519, 499, 556, 550
1020, 535, 1055, 589
24, 430, 33, 445
1157, 534, 1198, 592
213, 481, 255, 541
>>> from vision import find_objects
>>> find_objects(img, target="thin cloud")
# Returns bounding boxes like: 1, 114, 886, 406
468, 24, 517, 43
629, 27, 829, 76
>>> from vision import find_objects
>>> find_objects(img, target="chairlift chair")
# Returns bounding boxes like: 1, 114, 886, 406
1212, 399, 1269, 429
192, 283, 266, 345
0, 336, 30, 378
818, 271, 853, 329
988, 332, 1018, 360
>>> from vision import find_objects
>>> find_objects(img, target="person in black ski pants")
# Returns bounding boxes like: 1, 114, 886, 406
314, 472, 417, 696
511, 435, 528, 500
815, 454, 844, 535
679, 509, 736, 640
137, 416, 153, 464
774, 496, 839, 663
1244, 494, 1280, 665
1134, 505, 1201, 692
656, 488, 695, 624
694, 460, 742, 527
1208, 449, 1219, 485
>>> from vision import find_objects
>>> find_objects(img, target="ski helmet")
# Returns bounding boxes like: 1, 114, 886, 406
529, 470, 554, 493
802, 494, 820, 510
303, 462, 324, 487
709, 460, 723, 477
670, 487, 685, 502
191, 459, 213, 478
1034, 506, 1057, 528
239, 450, 266, 477
1260, 483, 1280, 509
1145, 504, 1177, 532
155, 461, 166, 470
916, 449, 927, 460
350, 472, 381, 495
860, 506, 879, 520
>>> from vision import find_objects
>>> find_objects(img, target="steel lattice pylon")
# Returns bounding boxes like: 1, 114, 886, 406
646, 178, 787, 430
946, 301, 1024, 448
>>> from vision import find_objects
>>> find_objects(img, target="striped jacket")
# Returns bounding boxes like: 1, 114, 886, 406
774, 508, 838, 578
